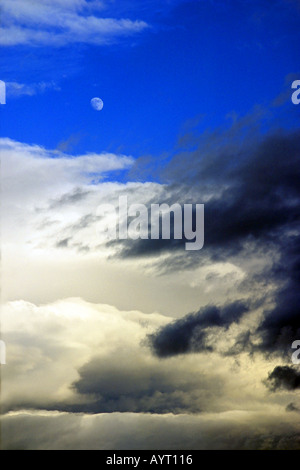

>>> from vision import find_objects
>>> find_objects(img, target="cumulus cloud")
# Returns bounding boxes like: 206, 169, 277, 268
0, 297, 285, 418
0, 0, 149, 47
1, 297, 168, 414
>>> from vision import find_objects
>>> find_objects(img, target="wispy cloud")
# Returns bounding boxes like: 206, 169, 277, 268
0, 0, 149, 47
6, 81, 60, 98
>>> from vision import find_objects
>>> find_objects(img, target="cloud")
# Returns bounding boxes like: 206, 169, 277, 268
1, 297, 167, 414
147, 301, 250, 358
1, 137, 138, 262
3, 297, 248, 417
1, 137, 167, 264
6, 81, 60, 98
71, 352, 208, 414
115, 124, 300, 264
0, 0, 149, 47
286, 402, 300, 412
146, 231, 300, 361
107, 113, 300, 362
1, 124, 299, 417
0, 297, 283, 418
266, 366, 300, 391
2, 116, 299, 366
1, 138, 133, 206
2, 409, 300, 450
2, 137, 227, 317
1, 295, 299, 448
2, 118, 299, 360
56, 134, 82, 152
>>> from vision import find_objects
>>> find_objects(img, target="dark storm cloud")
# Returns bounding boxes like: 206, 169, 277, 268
112, 125, 300, 265
266, 366, 300, 391
255, 235, 300, 357
98, 124, 300, 381
188, 129, 300, 253
132, 122, 300, 361
148, 301, 249, 358
147, 235, 300, 359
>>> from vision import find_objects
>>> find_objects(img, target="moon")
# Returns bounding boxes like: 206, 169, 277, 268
91, 97, 104, 111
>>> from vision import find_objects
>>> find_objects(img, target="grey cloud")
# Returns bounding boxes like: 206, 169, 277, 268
70, 351, 223, 414
115, 118, 300, 363
286, 402, 300, 412
48, 188, 91, 209
254, 237, 300, 358
56, 237, 71, 248
147, 301, 250, 358
113, 128, 300, 263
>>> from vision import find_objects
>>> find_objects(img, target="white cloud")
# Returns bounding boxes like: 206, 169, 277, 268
1, 138, 133, 206
0, 0, 149, 46
0, 138, 158, 257
1, 137, 252, 316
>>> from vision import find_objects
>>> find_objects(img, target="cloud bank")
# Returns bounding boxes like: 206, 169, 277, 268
2, 296, 300, 450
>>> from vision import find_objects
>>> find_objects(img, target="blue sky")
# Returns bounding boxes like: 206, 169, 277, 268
1, 0, 299, 161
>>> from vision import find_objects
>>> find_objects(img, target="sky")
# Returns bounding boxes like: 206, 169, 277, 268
1, 0, 300, 450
